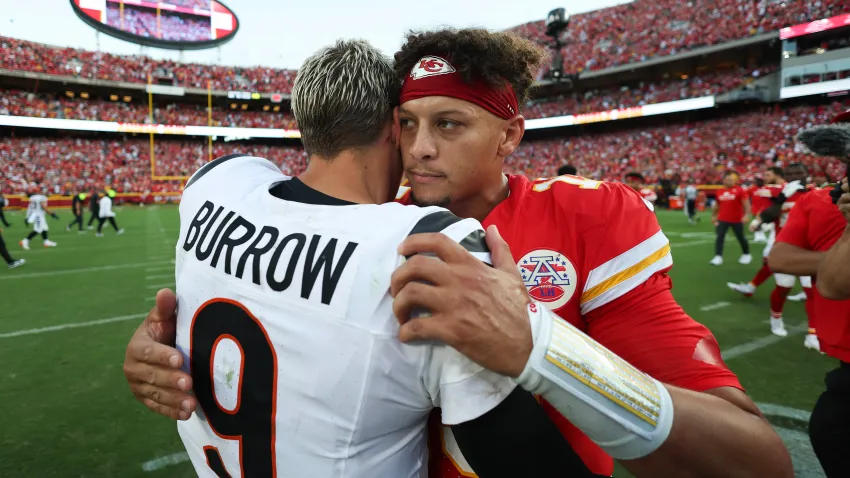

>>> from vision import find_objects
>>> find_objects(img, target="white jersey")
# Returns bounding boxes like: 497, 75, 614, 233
174, 156, 516, 478
684, 185, 698, 200
26, 194, 47, 219
98, 196, 115, 218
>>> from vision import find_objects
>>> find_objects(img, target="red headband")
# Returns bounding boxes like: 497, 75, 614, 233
400, 56, 518, 120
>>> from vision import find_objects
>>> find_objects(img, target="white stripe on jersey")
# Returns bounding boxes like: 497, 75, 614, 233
580, 230, 672, 314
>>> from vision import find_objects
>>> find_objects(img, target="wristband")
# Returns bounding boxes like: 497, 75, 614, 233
516, 302, 674, 459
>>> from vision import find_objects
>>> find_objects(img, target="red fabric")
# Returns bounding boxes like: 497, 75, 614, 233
400, 56, 518, 120
750, 185, 781, 215
770, 286, 791, 318
751, 263, 772, 287
716, 186, 748, 223
403, 174, 742, 477
777, 189, 850, 361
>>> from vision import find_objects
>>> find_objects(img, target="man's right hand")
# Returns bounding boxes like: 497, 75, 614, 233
123, 288, 196, 420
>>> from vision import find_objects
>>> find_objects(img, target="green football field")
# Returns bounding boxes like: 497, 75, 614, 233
0, 205, 834, 477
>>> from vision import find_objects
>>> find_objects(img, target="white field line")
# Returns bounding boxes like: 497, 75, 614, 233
0, 261, 171, 280
700, 302, 731, 312
141, 452, 190, 472
0, 313, 146, 338
146, 274, 174, 281
146, 283, 175, 290
721, 323, 809, 361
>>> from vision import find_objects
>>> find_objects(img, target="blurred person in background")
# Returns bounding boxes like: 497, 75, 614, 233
0, 227, 25, 269
66, 192, 87, 233
96, 189, 124, 237
87, 189, 100, 230
682, 179, 699, 225
710, 171, 752, 266
0, 188, 11, 227
20, 189, 58, 250
624, 172, 657, 205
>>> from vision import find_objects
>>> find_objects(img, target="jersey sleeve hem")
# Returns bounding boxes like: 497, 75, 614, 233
439, 369, 518, 425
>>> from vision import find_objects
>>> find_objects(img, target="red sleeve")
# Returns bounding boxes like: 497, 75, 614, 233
586, 272, 743, 392
776, 195, 810, 249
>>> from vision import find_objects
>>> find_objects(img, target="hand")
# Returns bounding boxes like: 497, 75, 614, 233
743, 213, 752, 224
123, 288, 197, 420
839, 178, 850, 224
391, 225, 533, 378
782, 180, 804, 198
749, 218, 762, 233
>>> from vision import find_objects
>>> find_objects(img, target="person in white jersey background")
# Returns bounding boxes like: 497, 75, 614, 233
96, 188, 125, 237
682, 180, 699, 225
170, 40, 595, 478
20, 189, 58, 250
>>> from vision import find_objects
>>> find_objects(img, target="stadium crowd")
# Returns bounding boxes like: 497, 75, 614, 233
3, 1, 849, 94
169, 0, 210, 8
0, 89, 298, 129
0, 36, 296, 93
106, 5, 210, 43
2, 99, 846, 196
513, 0, 850, 75
525, 65, 774, 119
510, 99, 850, 184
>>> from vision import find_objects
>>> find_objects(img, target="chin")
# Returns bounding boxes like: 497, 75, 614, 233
409, 191, 451, 208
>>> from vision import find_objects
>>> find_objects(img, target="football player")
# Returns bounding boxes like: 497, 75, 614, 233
20, 189, 58, 250
729, 164, 814, 342
96, 189, 124, 236
710, 171, 752, 266
123, 29, 792, 478
145, 40, 595, 478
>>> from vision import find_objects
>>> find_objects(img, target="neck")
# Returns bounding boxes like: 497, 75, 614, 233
298, 150, 385, 205
445, 174, 510, 223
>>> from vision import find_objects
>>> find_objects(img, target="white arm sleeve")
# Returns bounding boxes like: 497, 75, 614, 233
515, 302, 674, 460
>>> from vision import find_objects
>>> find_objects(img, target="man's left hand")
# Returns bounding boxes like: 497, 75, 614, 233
391, 225, 532, 378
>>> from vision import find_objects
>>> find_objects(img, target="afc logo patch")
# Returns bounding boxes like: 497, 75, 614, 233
517, 249, 577, 311
409, 56, 456, 80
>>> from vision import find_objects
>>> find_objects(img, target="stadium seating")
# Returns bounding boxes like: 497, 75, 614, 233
525, 66, 775, 119
512, 0, 850, 74
0, 36, 297, 93
510, 99, 850, 184
0, 90, 298, 129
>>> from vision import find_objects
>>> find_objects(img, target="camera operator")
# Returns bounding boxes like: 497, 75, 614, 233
770, 111, 850, 477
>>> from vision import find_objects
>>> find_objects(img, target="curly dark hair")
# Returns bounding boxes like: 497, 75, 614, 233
394, 28, 547, 105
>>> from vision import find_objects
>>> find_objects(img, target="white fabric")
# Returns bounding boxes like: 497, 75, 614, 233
800, 276, 812, 288
98, 196, 115, 218
774, 273, 796, 288
174, 156, 516, 478
684, 185, 698, 200
30, 213, 48, 233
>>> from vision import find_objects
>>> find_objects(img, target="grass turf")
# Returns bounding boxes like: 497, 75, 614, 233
0, 206, 833, 477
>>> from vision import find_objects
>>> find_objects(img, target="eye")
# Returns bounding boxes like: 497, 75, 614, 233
399, 117, 414, 129
436, 119, 460, 129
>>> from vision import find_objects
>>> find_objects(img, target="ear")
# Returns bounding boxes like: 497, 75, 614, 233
497, 115, 525, 158
392, 107, 401, 145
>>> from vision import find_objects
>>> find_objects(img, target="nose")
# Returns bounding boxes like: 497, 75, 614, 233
407, 126, 437, 162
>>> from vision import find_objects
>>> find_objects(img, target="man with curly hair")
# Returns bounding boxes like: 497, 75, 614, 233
391, 28, 790, 478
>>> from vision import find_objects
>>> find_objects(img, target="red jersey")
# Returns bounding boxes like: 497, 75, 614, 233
715, 186, 749, 223
750, 185, 781, 216
777, 189, 850, 362
400, 174, 742, 476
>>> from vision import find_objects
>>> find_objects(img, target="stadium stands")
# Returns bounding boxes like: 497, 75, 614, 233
512, 0, 850, 74
0, 36, 296, 93
0, 90, 298, 129
511, 99, 850, 184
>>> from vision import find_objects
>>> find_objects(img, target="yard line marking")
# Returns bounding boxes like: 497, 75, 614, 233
141, 452, 190, 472
145, 265, 173, 272
147, 283, 175, 290
721, 323, 808, 361
0, 261, 171, 280
146, 274, 173, 280
700, 301, 731, 312
0, 313, 146, 338
670, 239, 714, 248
